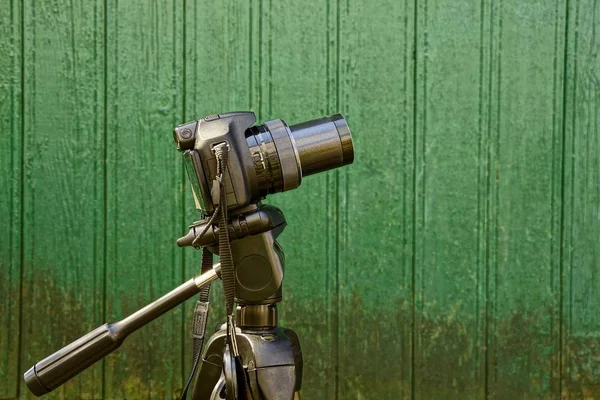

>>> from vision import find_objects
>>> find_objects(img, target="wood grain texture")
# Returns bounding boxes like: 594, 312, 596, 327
337, 0, 415, 398
489, 1, 566, 398
0, 0, 22, 397
413, 0, 488, 397
104, 1, 183, 398
3, 0, 600, 398
562, 1, 600, 397
18, 0, 106, 399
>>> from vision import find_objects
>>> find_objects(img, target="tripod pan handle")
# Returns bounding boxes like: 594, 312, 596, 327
24, 265, 220, 396
24, 323, 123, 396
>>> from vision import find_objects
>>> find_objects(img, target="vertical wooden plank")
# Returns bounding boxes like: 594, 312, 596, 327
182, 0, 251, 383
260, 0, 338, 398
411, 0, 489, 397
488, 1, 566, 398
0, 0, 22, 397
183, 0, 251, 119
19, 0, 105, 398
337, 0, 415, 398
562, 0, 600, 397
104, 0, 183, 398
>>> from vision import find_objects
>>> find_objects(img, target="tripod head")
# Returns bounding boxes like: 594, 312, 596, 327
178, 204, 287, 305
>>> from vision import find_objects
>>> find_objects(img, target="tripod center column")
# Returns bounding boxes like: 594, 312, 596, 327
237, 304, 278, 329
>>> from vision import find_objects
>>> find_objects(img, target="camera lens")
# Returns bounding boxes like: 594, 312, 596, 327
289, 114, 354, 176
246, 114, 354, 197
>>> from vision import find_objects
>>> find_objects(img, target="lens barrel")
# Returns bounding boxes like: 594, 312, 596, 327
246, 114, 354, 197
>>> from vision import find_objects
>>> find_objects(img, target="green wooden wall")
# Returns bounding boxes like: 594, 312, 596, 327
1, 0, 599, 398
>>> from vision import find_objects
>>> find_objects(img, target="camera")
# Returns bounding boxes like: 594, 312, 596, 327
173, 111, 353, 214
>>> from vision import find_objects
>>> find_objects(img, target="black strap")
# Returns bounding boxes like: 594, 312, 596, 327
180, 143, 238, 399
198, 247, 213, 302
179, 248, 213, 399
213, 145, 236, 318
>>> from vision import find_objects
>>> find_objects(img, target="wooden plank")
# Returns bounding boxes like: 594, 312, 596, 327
0, 0, 22, 398
260, 0, 339, 398
337, 0, 415, 398
562, 1, 600, 398
19, 0, 105, 398
181, 0, 251, 387
488, 1, 566, 398
104, 1, 183, 398
411, 0, 490, 397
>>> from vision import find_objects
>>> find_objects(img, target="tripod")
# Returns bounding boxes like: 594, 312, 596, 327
177, 203, 303, 400
24, 111, 352, 399
23, 205, 301, 400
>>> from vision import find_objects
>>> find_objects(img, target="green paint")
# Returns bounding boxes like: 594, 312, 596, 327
1, 0, 598, 399
490, 1, 565, 397
18, 1, 105, 399
338, 0, 415, 398
562, 0, 600, 397
0, 0, 22, 397
104, 0, 183, 398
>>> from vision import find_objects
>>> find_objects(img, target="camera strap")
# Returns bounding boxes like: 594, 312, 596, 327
179, 143, 240, 399
212, 144, 241, 356
213, 144, 235, 316
214, 143, 250, 400
179, 247, 213, 400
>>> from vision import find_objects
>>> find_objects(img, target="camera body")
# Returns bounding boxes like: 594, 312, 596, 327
174, 112, 260, 214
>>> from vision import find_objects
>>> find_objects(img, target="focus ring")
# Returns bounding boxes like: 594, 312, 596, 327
264, 119, 302, 191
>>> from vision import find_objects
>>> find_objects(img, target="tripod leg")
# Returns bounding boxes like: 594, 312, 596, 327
210, 373, 226, 399
191, 327, 226, 400
191, 326, 302, 400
